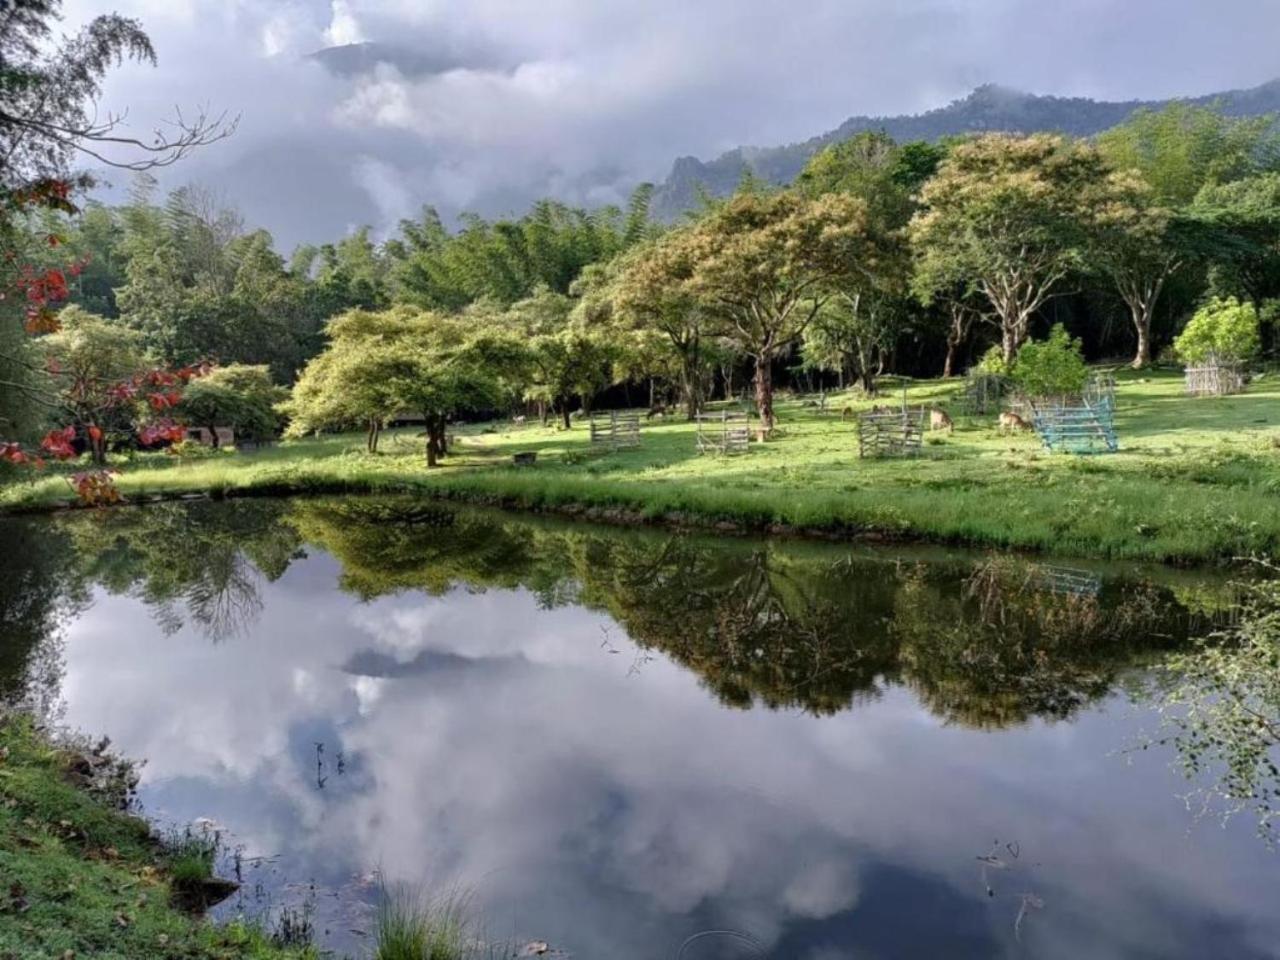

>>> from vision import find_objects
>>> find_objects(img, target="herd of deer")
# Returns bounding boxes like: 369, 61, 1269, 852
837, 405, 1032, 435
511, 405, 1034, 435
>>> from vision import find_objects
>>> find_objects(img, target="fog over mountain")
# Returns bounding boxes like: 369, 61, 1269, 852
62, 0, 1280, 252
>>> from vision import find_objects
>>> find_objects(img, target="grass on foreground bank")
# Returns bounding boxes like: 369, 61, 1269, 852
0, 712, 312, 960
4, 367, 1280, 563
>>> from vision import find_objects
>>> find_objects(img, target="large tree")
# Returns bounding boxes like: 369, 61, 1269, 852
796, 131, 925, 394
610, 240, 711, 418
1087, 170, 1184, 367
501, 288, 615, 429
636, 189, 879, 438
1093, 103, 1279, 366
285, 306, 518, 465
911, 134, 1109, 365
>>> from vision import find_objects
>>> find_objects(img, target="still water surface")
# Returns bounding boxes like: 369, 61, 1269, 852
2, 497, 1277, 959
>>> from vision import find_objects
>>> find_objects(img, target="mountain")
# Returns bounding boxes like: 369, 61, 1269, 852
650, 79, 1280, 221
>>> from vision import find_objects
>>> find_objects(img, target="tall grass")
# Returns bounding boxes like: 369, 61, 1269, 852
163, 824, 218, 888
375, 884, 488, 960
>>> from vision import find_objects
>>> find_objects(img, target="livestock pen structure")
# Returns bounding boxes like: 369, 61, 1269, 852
1031, 392, 1118, 454
695, 411, 750, 455
588, 410, 641, 451
1184, 358, 1246, 397
857, 407, 925, 458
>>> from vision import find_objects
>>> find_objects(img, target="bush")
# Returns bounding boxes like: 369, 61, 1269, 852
1010, 325, 1088, 398
1174, 297, 1261, 364
973, 345, 1008, 376
179, 364, 287, 443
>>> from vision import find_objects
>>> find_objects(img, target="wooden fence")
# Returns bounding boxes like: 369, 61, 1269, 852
857, 408, 925, 458
696, 411, 750, 455
1185, 359, 1245, 397
588, 410, 641, 450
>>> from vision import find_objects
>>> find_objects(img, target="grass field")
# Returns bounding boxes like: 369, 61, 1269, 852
3, 367, 1279, 563
0, 713, 312, 959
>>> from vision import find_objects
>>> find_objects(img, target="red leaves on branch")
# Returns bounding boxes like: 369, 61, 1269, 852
39, 426, 77, 460
138, 419, 186, 447
0, 442, 28, 465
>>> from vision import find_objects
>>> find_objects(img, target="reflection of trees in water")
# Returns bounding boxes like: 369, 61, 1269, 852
290, 498, 1206, 727
0, 518, 81, 718
1143, 567, 1280, 844
54, 501, 301, 643
4, 496, 1227, 732
893, 557, 1180, 728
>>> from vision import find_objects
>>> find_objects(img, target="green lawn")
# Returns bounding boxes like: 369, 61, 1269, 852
4, 367, 1280, 563
0, 713, 312, 959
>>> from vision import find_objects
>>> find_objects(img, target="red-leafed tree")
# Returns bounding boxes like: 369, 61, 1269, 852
0, 0, 232, 500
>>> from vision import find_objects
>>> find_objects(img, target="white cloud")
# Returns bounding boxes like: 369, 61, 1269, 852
324, 0, 366, 46
54, 0, 1280, 251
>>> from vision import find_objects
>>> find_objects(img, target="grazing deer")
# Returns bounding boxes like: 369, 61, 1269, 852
841, 405, 855, 421
998, 411, 1032, 434
929, 407, 954, 434
512, 415, 526, 427
646, 403, 668, 420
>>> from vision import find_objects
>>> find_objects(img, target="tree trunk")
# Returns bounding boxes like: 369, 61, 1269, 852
561, 403, 571, 430
432, 417, 448, 460
366, 418, 381, 454
942, 342, 958, 379
538, 400, 548, 426
680, 353, 703, 420
1130, 301, 1154, 369
753, 354, 774, 441
854, 342, 877, 398
648, 377, 655, 411
88, 426, 106, 465
943, 306, 970, 378
424, 413, 440, 468
1001, 320, 1020, 367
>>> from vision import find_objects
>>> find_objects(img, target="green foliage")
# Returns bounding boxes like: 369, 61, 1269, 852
179, 364, 285, 442
386, 190, 654, 311
911, 134, 1112, 363
1097, 102, 1280, 205
1174, 297, 1261, 363
1149, 567, 1280, 843
285, 305, 522, 463
973, 344, 1008, 376
1190, 174, 1280, 306
1009, 324, 1088, 398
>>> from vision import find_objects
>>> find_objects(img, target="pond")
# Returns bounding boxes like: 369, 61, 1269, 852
1, 497, 1277, 959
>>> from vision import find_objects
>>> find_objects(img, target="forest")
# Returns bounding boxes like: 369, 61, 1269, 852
5, 101, 1280, 463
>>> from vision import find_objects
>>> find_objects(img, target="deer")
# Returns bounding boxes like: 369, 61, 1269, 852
998, 411, 1032, 434
929, 407, 954, 434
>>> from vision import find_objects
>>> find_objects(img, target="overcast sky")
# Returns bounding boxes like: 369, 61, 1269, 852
60, 0, 1280, 250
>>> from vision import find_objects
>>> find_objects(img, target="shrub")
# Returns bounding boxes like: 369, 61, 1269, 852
1174, 297, 1261, 364
973, 345, 1008, 376
1009, 325, 1088, 398
179, 364, 287, 443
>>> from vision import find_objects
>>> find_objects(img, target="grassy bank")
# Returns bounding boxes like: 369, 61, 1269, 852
3, 368, 1280, 563
0, 713, 311, 960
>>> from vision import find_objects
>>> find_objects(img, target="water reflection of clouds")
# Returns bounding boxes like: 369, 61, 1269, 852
57, 553, 1280, 960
